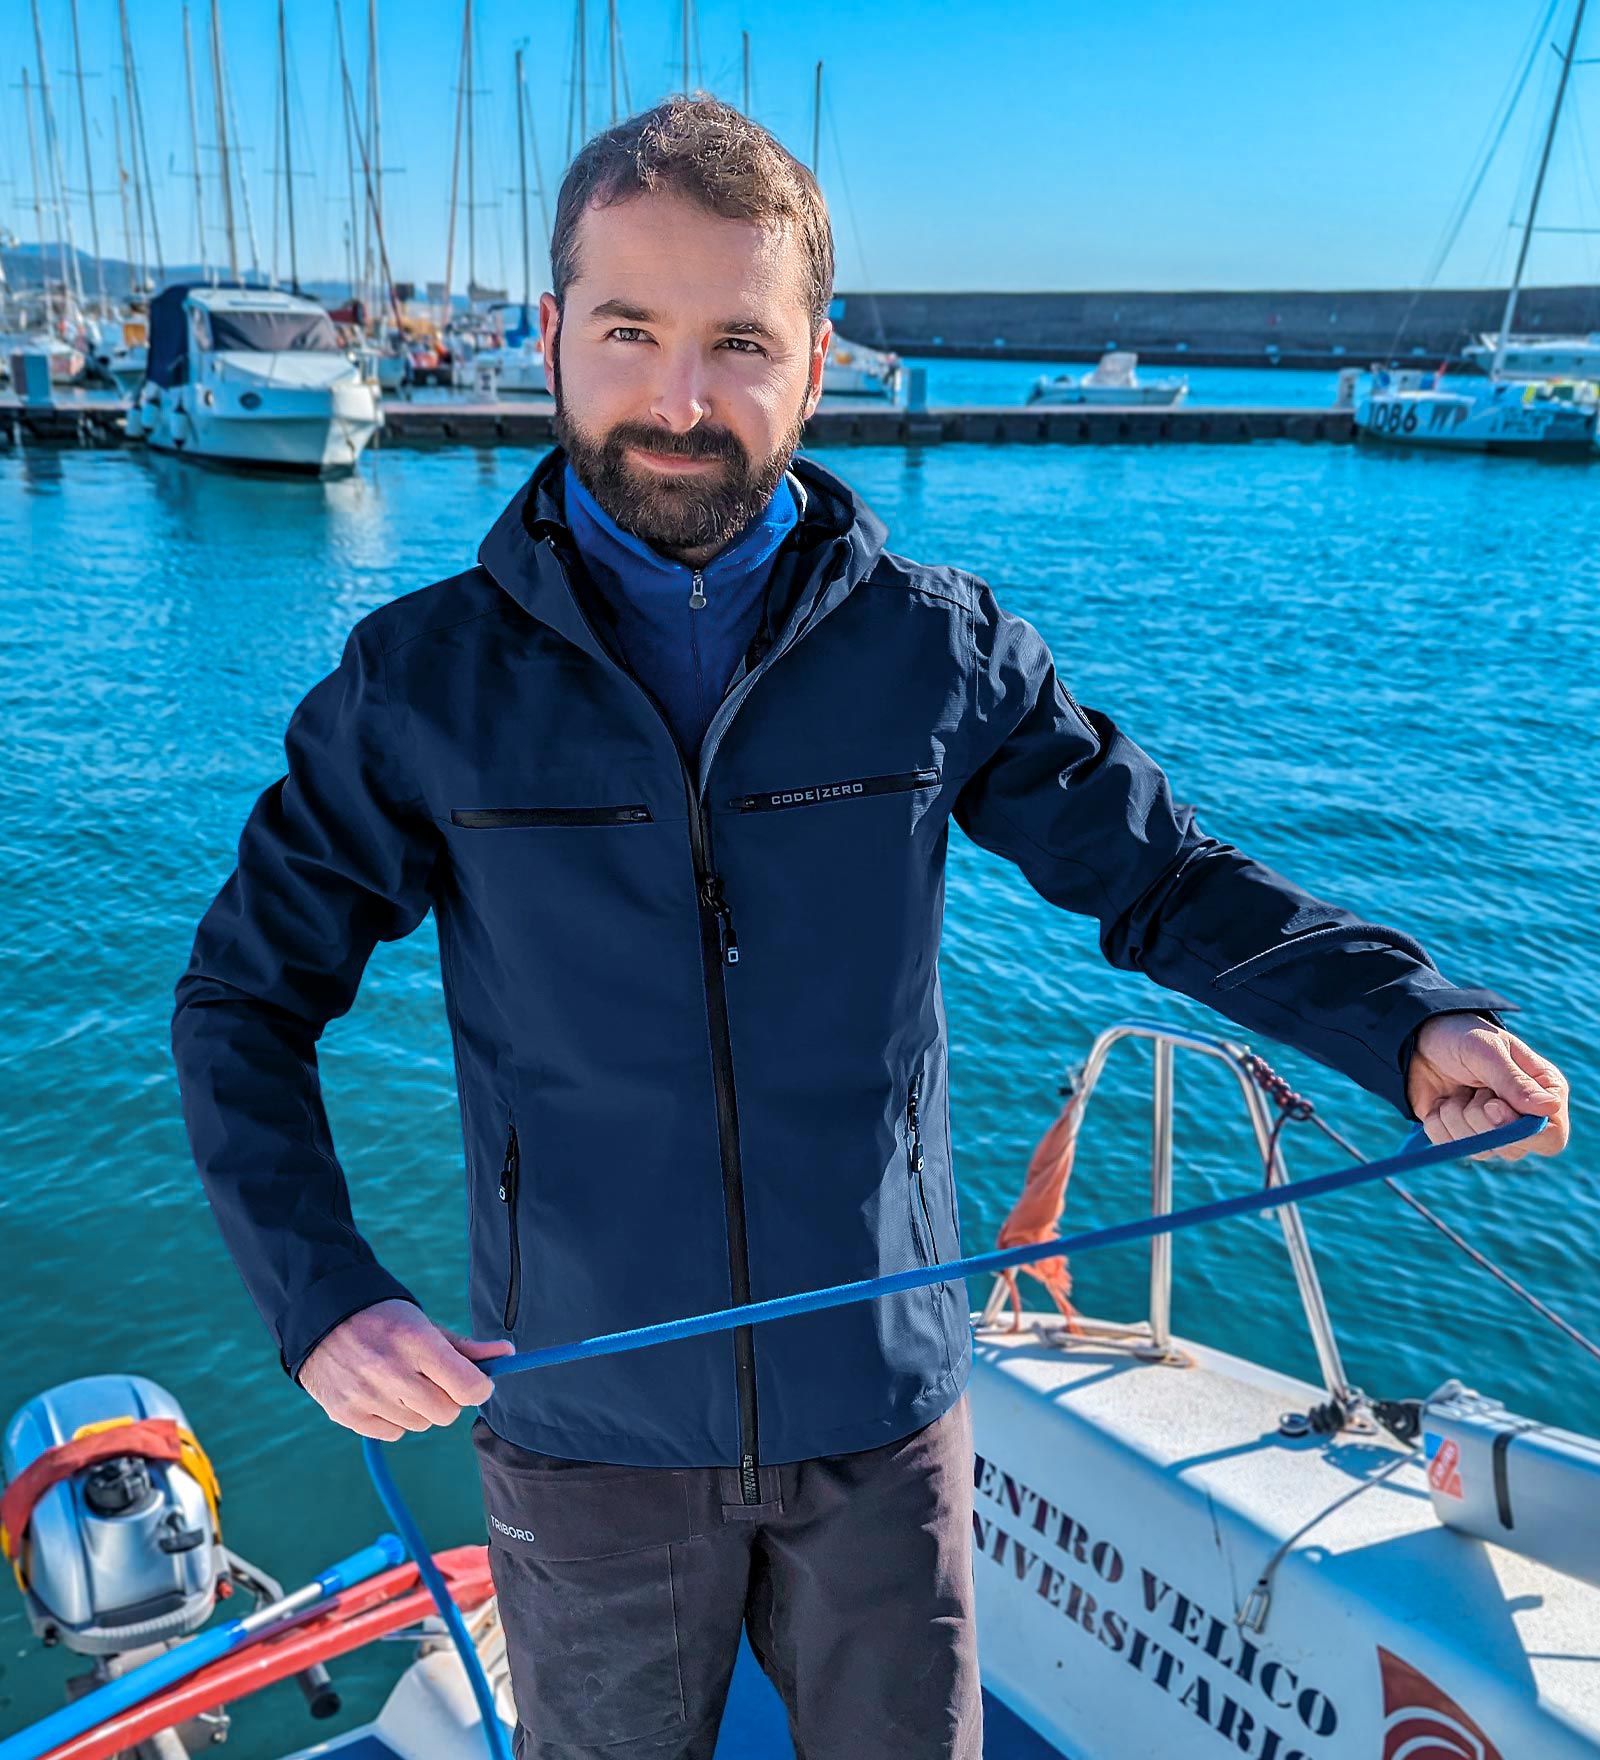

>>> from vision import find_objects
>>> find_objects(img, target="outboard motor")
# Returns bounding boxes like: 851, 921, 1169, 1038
3, 1373, 339, 1751
3, 1374, 223, 1653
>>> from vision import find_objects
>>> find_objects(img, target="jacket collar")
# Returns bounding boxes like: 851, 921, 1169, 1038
562, 459, 799, 595
476, 443, 889, 669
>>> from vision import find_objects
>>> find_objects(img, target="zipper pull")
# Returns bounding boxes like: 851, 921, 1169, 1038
498, 1124, 518, 1200
700, 872, 740, 964
907, 1076, 924, 1170
689, 568, 707, 610
740, 1452, 760, 1503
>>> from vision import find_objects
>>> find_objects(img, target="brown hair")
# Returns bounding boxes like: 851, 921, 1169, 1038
550, 95, 834, 344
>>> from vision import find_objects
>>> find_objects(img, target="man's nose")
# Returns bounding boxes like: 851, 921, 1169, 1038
647, 347, 712, 435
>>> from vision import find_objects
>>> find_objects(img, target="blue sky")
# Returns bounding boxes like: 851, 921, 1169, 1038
6, 0, 1600, 294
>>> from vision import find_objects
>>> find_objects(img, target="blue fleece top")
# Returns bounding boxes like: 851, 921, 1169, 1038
563, 460, 799, 763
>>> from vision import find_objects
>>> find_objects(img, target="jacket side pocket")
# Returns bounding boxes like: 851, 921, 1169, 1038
498, 1115, 521, 1329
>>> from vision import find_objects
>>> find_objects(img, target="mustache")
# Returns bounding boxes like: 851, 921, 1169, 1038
609, 428, 741, 463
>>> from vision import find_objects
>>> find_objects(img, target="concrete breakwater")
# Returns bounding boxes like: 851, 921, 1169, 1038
832, 285, 1600, 368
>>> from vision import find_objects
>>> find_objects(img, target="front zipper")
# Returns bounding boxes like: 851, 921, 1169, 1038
498, 1120, 521, 1330
451, 804, 652, 828
541, 535, 761, 1503
906, 1070, 936, 1267
731, 766, 940, 814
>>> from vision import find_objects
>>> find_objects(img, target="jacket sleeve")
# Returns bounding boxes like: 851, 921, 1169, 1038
170, 622, 441, 1382
951, 581, 1517, 1118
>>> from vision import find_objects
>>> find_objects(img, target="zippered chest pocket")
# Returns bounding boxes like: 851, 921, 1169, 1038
452, 804, 652, 829
729, 766, 940, 815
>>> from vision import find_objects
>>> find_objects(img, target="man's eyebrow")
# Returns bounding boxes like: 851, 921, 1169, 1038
586, 297, 781, 342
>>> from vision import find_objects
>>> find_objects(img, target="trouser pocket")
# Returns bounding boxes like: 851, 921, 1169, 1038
471, 1416, 693, 1746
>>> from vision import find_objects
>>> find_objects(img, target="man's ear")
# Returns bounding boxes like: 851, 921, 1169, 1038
806, 319, 832, 414
539, 292, 561, 395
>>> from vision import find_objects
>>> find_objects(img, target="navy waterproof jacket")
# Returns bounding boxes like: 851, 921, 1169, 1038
170, 445, 1513, 1480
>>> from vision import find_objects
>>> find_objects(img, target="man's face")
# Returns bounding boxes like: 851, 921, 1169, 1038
541, 191, 830, 564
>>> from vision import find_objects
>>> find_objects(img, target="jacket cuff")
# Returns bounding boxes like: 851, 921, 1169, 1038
277, 1263, 420, 1385
1382, 991, 1519, 1120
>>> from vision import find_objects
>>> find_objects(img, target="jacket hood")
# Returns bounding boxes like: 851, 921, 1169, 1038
476, 443, 890, 656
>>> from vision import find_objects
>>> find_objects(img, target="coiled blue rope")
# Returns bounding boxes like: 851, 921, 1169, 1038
369, 1112, 1544, 1758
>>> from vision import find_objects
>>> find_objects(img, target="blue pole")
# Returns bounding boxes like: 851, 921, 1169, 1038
0, 1537, 405, 1760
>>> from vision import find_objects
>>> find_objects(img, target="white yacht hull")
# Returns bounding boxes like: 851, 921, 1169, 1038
1463, 333, 1600, 379
1027, 382, 1187, 408
128, 379, 381, 476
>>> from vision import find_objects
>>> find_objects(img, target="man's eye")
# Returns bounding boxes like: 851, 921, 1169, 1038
606, 327, 764, 355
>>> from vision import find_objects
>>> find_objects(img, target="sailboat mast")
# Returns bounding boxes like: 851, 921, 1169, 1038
605, 0, 619, 125
67, 0, 108, 311
442, 0, 468, 328
117, 0, 154, 292
683, 0, 690, 93
278, 0, 299, 293
208, 0, 239, 279
515, 45, 531, 309
181, 2, 210, 281
578, 0, 587, 139
466, 0, 477, 302
20, 69, 55, 329
1493, 0, 1590, 375
812, 61, 822, 174
742, 31, 750, 115
30, 0, 84, 313
369, 0, 383, 335
111, 94, 134, 298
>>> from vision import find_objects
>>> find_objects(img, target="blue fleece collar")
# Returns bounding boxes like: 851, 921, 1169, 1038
563, 460, 798, 589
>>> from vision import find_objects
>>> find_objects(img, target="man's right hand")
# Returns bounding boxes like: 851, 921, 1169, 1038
294, 1298, 515, 1439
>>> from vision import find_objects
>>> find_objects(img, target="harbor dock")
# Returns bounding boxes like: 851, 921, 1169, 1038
0, 396, 1354, 450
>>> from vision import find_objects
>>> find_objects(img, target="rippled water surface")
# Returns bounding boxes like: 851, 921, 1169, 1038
2, 405, 1593, 1743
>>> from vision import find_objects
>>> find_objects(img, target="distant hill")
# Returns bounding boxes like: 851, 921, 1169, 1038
2, 242, 354, 306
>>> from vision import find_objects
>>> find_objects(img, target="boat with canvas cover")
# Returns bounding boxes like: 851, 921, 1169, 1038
124, 284, 383, 477
2, 1022, 1594, 1759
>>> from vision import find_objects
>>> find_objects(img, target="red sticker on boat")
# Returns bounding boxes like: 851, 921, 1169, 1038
1378, 1647, 1504, 1760
1425, 1433, 1464, 1500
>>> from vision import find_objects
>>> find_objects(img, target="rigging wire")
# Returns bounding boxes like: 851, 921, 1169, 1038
1385, 0, 1560, 360
1242, 1052, 1599, 1367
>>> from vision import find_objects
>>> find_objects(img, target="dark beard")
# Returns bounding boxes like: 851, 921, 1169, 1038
550, 322, 808, 557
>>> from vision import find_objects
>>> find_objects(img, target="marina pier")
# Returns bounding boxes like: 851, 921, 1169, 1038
0, 395, 1354, 450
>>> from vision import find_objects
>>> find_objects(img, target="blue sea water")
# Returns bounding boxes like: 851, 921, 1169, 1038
2, 394, 1595, 1747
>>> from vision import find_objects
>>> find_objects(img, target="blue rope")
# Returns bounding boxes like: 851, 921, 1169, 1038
370, 1110, 1544, 1755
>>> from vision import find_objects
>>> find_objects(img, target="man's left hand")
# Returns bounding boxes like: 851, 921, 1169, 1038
1406, 1014, 1570, 1162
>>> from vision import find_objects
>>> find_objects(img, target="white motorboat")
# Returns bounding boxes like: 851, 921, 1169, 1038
821, 333, 902, 398
1027, 351, 1189, 408
1354, 364, 1598, 454
124, 282, 383, 477
1462, 330, 1600, 379
3, 1018, 1592, 1760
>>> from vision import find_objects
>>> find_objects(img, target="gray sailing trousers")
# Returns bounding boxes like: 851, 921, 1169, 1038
470, 1392, 981, 1759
